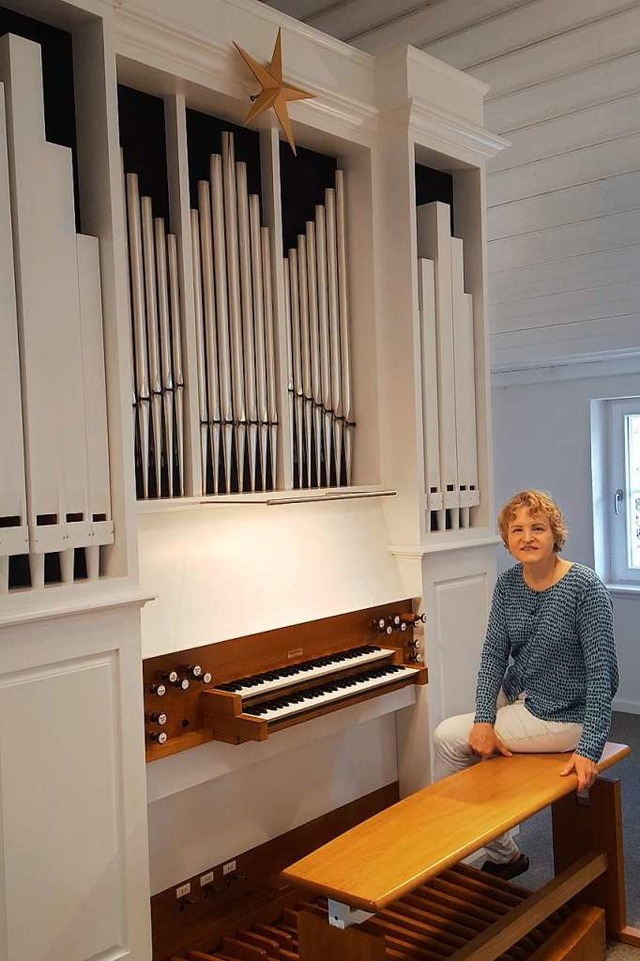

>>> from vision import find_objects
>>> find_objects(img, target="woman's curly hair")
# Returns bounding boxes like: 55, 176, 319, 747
497, 490, 568, 553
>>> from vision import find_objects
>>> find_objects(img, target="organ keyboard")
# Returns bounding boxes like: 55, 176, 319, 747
203, 659, 424, 743
143, 602, 427, 759
215, 644, 395, 698
243, 664, 418, 721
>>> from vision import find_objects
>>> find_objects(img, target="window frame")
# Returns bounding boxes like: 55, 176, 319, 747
607, 398, 640, 585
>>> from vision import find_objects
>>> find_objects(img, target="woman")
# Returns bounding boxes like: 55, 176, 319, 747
433, 490, 618, 880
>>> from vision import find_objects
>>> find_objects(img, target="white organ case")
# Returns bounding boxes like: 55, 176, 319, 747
0, 2, 507, 960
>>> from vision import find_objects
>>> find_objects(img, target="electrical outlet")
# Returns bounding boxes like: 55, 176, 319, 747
176, 882, 191, 899
222, 859, 237, 876
199, 871, 214, 887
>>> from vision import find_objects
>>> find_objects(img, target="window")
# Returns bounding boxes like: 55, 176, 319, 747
592, 397, 640, 586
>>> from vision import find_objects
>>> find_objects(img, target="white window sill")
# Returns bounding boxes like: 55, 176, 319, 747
605, 582, 640, 597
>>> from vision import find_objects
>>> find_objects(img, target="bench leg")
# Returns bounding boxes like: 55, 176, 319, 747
551, 777, 626, 938
298, 909, 385, 961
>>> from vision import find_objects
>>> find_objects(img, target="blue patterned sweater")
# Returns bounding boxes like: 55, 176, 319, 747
474, 563, 618, 762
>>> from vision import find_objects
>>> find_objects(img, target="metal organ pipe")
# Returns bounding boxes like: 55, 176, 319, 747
261, 226, 278, 488
191, 137, 278, 495
236, 161, 259, 492
209, 153, 233, 494
314, 203, 333, 486
125, 173, 151, 498
324, 186, 344, 485
282, 170, 354, 489
190, 207, 210, 488
154, 219, 175, 497
167, 234, 185, 496
296, 233, 313, 488
335, 170, 353, 485
287, 247, 304, 487
221, 131, 247, 492
198, 179, 222, 494
140, 195, 163, 497
125, 133, 364, 500
249, 194, 270, 492
305, 220, 323, 486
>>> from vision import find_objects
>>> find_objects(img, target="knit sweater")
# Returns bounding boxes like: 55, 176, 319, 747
474, 562, 618, 762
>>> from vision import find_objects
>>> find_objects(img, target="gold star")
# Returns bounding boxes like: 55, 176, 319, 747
233, 29, 315, 155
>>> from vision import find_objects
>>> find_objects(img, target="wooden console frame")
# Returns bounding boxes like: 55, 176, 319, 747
283, 743, 637, 960
143, 600, 422, 758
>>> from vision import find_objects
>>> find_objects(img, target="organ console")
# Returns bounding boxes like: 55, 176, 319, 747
142, 603, 427, 760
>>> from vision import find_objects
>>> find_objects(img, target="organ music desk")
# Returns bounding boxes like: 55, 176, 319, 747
282, 742, 636, 961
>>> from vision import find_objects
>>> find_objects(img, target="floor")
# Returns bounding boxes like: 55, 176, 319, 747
607, 945, 640, 960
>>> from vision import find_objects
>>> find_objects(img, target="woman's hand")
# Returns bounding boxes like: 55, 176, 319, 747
468, 722, 513, 759
559, 753, 598, 791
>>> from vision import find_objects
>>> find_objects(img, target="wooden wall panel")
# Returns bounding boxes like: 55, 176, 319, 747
486, 48, 640, 130
488, 171, 640, 242
470, 5, 640, 97
422, 0, 636, 71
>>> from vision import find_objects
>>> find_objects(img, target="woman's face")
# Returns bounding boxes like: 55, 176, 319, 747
506, 506, 556, 565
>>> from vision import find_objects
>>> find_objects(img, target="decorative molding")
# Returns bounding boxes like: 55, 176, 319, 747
402, 97, 509, 162
114, 5, 380, 135
222, 0, 375, 69
114, 2, 497, 145
390, 534, 501, 558
0, 583, 154, 629
136, 486, 396, 513
405, 44, 490, 97
492, 350, 640, 387
114, 7, 243, 90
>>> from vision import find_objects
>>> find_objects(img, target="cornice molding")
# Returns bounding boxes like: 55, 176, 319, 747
492, 350, 640, 387
114, 6, 236, 86
405, 44, 490, 97
410, 96, 509, 161
390, 534, 501, 558
0, 583, 155, 630
114, 3, 379, 134
222, 0, 374, 69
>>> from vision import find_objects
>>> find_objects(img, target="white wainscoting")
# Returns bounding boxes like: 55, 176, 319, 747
0, 603, 152, 961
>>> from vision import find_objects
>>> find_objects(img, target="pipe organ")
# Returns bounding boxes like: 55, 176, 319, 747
0, 3, 507, 961
0, 32, 113, 593
122, 94, 354, 500
284, 169, 353, 489
417, 201, 479, 533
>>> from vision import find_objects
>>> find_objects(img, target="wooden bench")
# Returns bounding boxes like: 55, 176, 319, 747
282, 742, 639, 961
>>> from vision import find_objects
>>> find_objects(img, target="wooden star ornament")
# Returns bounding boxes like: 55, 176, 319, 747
233, 29, 315, 155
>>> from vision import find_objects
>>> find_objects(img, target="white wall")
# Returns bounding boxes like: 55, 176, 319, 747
493, 358, 640, 714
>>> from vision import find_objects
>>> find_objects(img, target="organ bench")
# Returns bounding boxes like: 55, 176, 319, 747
282, 742, 638, 961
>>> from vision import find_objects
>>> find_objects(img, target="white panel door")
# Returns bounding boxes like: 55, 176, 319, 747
0, 605, 151, 961
0, 655, 123, 961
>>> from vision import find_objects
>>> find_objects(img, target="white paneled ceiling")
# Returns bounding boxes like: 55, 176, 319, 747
256, 0, 531, 55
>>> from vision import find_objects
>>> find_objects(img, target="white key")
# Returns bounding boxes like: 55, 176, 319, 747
230, 647, 396, 699
254, 666, 419, 723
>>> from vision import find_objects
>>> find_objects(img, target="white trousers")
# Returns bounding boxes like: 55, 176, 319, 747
432, 698, 582, 863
